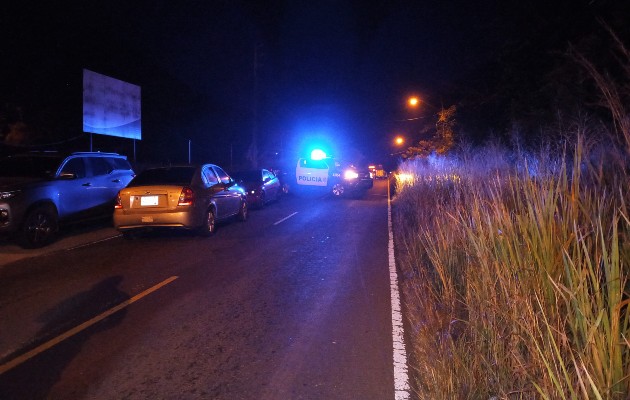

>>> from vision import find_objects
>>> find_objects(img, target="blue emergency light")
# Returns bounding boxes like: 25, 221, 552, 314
310, 149, 327, 160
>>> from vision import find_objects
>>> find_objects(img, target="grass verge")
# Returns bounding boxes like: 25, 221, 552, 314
392, 139, 630, 399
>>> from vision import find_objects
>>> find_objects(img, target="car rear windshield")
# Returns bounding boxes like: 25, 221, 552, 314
129, 167, 195, 186
0, 156, 63, 178
107, 157, 133, 171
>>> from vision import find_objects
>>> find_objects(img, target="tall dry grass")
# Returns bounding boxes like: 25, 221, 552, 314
392, 138, 630, 399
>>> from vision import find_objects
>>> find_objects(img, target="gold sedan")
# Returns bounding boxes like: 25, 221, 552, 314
114, 164, 247, 237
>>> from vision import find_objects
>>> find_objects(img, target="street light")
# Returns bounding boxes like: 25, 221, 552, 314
394, 136, 404, 146
407, 96, 419, 108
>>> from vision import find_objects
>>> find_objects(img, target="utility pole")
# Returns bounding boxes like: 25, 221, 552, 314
247, 43, 261, 168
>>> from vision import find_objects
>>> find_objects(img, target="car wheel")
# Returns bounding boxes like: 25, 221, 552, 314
198, 208, 216, 237
332, 183, 345, 197
17, 205, 59, 248
282, 183, 290, 195
237, 199, 248, 221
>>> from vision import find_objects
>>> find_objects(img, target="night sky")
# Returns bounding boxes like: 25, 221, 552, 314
1, 0, 628, 168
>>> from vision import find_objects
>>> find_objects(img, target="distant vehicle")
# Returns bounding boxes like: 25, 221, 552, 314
114, 164, 247, 237
232, 168, 281, 208
0, 151, 135, 248
374, 164, 387, 179
368, 164, 376, 178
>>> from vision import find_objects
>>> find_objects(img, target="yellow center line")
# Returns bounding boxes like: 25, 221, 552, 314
0, 275, 178, 375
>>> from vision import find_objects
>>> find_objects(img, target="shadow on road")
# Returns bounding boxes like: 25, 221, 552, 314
0, 276, 130, 399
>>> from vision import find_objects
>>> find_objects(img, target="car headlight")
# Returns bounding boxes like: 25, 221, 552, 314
344, 170, 359, 180
0, 190, 20, 200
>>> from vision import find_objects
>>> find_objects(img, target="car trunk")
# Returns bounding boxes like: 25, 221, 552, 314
122, 186, 184, 212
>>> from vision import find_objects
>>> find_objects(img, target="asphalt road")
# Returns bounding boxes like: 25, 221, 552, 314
0, 179, 401, 399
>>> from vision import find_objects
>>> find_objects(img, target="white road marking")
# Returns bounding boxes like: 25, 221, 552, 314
388, 181, 411, 399
273, 212, 298, 225
0, 275, 179, 375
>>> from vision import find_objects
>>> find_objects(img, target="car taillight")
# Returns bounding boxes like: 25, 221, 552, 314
114, 194, 123, 209
178, 187, 194, 206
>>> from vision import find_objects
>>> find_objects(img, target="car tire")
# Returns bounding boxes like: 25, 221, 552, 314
282, 183, 290, 195
237, 199, 248, 222
332, 183, 345, 197
198, 208, 216, 237
17, 204, 59, 248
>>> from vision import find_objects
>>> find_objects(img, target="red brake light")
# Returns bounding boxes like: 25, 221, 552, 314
114, 193, 123, 209
178, 187, 194, 206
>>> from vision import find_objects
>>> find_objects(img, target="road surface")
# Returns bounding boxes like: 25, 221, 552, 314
0, 179, 407, 399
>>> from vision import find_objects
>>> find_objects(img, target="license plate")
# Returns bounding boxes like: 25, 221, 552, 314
141, 216, 153, 223
140, 195, 158, 206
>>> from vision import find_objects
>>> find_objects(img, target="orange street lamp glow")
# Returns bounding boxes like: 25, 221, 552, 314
407, 96, 419, 107
395, 136, 404, 145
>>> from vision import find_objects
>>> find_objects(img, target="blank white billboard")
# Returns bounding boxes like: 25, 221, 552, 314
83, 69, 141, 140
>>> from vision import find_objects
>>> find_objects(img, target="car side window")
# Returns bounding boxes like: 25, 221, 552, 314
213, 166, 232, 185
89, 157, 112, 176
60, 157, 86, 178
203, 167, 219, 185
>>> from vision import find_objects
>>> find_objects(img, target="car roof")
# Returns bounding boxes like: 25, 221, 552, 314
6, 151, 126, 159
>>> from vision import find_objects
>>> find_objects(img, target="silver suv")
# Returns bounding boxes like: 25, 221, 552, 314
0, 151, 135, 248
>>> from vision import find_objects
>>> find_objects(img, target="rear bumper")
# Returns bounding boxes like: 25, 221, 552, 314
114, 209, 201, 231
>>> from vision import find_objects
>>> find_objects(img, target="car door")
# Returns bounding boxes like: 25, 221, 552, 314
295, 158, 329, 186
55, 156, 95, 219
208, 165, 240, 218
85, 157, 126, 213
202, 165, 223, 214
263, 169, 280, 200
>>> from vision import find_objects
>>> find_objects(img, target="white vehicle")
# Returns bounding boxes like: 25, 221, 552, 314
295, 158, 329, 187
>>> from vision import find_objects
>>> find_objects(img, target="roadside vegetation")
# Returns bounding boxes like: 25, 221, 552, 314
392, 29, 630, 399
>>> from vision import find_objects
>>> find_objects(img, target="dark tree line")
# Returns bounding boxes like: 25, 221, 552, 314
443, 0, 630, 148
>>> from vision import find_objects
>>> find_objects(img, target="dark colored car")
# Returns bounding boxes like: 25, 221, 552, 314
272, 169, 291, 195
232, 169, 282, 208
329, 162, 374, 197
0, 151, 135, 248
114, 164, 247, 237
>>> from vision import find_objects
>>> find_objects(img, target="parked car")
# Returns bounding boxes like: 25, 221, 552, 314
0, 151, 135, 248
114, 164, 247, 237
231, 169, 281, 208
